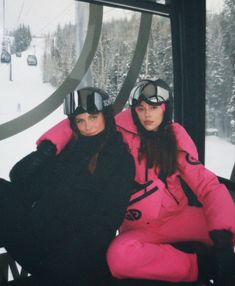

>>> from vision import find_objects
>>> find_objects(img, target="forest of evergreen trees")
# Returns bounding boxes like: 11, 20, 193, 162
40, 0, 235, 143
206, 0, 235, 143
10, 24, 32, 54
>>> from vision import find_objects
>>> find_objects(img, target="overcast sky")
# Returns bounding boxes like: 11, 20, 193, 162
0, 0, 76, 35
0, 0, 225, 36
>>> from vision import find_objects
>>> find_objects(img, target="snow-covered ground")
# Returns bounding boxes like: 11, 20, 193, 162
0, 38, 235, 180
205, 135, 235, 178
0, 38, 56, 122
0, 37, 66, 179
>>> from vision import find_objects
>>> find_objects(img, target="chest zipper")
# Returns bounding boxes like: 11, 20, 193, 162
165, 181, 180, 205
145, 165, 148, 193
146, 165, 180, 205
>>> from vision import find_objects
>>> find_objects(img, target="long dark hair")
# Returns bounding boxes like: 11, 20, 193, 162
131, 107, 178, 179
68, 106, 116, 173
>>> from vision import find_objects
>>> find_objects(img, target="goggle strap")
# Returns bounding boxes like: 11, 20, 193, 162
157, 86, 169, 101
64, 92, 75, 115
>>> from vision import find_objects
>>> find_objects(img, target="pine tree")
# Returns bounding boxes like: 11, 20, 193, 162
206, 13, 226, 135
222, 0, 235, 141
12, 24, 32, 53
42, 24, 76, 87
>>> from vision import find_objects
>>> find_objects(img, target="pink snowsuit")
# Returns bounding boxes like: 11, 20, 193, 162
37, 109, 235, 283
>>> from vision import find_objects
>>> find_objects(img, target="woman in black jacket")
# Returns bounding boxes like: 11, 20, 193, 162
0, 87, 135, 286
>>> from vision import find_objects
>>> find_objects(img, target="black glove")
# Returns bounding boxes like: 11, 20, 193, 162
37, 139, 57, 156
10, 140, 56, 183
210, 230, 235, 286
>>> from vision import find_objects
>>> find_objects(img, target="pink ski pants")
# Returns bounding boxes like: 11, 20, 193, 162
107, 207, 212, 282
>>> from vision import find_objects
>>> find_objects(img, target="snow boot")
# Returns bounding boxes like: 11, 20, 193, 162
172, 241, 216, 285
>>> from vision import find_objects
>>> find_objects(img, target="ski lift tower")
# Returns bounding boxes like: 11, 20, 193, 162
2, 0, 6, 49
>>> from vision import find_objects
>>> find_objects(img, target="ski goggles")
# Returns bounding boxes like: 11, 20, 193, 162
63, 87, 108, 115
130, 80, 170, 105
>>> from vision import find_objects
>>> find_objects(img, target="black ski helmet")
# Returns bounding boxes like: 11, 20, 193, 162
129, 78, 173, 127
63, 87, 109, 116
64, 87, 115, 137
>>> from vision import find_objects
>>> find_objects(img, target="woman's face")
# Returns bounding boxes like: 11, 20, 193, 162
135, 101, 164, 132
75, 112, 105, 136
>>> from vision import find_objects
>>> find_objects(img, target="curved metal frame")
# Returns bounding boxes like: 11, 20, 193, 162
0, 4, 153, 139
113, 13, 152, 114
0, 4, 103, 140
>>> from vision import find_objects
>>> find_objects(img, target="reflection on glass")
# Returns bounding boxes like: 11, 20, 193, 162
0, 3, 173, 180
88, 7, 141, 104
89, 8, 172, 106
0, 0, 87, 124
145, 0, 166, 4
205, 0, 235, 179
156, 0, 166, 3
138, 14, 172, 88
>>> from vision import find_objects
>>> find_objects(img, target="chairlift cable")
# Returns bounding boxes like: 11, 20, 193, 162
16, 0, 25, 26
20, 0, 35, 23
38, 2, 74, 34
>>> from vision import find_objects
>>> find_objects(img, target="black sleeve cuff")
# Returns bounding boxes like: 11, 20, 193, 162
37, 140, 57, 157
209, 229, 233, 249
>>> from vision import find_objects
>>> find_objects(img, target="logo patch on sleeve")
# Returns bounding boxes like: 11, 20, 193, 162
185, 153, 201, 165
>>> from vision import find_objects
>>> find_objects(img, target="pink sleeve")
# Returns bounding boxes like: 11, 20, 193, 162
172, 123, 198, 160
178, 151, 235, 239
36, 118, 73, 154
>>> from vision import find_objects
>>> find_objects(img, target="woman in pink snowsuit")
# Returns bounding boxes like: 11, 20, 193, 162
37, 79, 235, 285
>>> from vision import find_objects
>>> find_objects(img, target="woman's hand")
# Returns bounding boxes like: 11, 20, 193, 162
10, 140, 56, 183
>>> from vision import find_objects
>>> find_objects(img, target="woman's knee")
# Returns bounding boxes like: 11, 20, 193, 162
107, 235, 143, 278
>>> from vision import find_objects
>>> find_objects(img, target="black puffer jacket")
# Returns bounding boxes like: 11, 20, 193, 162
9, 130, 135, 284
